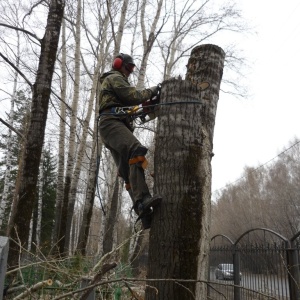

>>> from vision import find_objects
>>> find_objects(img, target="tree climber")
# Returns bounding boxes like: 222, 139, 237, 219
98, 53, 162, 229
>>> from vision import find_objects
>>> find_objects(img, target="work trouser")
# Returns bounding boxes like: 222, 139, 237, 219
99, 115, 150, 206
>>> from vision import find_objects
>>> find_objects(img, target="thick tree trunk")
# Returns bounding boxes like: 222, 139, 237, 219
7, 0, 65, 268
185, 45, 225, 299
146, 44, 225, 300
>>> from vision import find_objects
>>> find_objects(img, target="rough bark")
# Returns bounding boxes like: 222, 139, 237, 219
146, 44, 225, 300
7, 0, 65, 268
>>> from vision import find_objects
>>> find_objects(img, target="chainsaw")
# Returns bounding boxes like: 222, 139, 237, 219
125, 84, 161, 123
139, 83, 161, 123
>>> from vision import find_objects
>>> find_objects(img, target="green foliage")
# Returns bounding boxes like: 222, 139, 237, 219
40, 145, 57, 252
0, 90, 31, 232
30, 144, 57, 254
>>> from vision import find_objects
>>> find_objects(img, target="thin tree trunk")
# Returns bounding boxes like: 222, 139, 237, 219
146, 44, 225, 300
76, 139, 102, 255
7, 0, 65, 269
137, 0, 163, 88
36, 150, 44, 247
112, 0, 129, 57
64, 47, 103, 253
0, 73, 17, 230
0, 32, 20, 231
58, 0, 81, 255
102, 176, 119, 255
75, 8, 110, 255
53, 18, 67, 248
75, 110, 101, 255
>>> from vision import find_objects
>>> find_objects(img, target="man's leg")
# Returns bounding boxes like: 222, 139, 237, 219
129, 146, 162, 228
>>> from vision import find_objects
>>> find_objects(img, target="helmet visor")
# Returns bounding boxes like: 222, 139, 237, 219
125, 63, 135, 73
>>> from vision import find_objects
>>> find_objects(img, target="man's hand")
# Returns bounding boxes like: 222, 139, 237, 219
150, 85, 159, 97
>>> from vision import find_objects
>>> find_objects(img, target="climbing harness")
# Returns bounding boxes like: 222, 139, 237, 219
99, 81, 210, 124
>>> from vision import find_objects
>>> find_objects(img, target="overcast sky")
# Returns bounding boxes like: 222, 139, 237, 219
211, 0, 300, 196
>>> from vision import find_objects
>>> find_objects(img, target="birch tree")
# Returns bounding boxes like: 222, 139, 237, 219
58, 0, 82, 255
111, 0, 129, 57
136, 0, 164, 88
0, 1, 22, 231
64, 47, 100, 252
0, 61, 19, 229
0, 95, 26, 234
52, 18, 67, 248
36, 150, 44, 247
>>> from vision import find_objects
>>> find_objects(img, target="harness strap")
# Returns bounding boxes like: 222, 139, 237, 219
129, 156, 148, 169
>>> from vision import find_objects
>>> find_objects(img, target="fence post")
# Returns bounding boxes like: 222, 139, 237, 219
233, 247, 241, 300
0, 236, 9, 300
286, 241, 300, 300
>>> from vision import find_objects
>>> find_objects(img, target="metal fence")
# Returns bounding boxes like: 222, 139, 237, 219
0, 237, 9, 300
209, 228, 300, 300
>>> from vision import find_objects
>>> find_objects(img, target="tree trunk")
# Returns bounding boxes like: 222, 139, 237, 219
76, 138, 99, 255
146, 44, 225, 300
102, 176, 119, 255
0, 42, 18, 231
36, 150, 44, 247
76, 9, 110, 255
137, 0, 163, 89
64, 53, 97, 253
7, 0, 65, 268
58, 0, 81, 255
112, 0, 129, 57
53, 18, 67, 248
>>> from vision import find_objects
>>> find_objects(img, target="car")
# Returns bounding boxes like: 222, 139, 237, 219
215, 263, 242, 280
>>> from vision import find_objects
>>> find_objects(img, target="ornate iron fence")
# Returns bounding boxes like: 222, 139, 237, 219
209, 228, 300, 300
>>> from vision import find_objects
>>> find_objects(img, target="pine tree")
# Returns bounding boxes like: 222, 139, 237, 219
0, 90, 30, 234
31, 145, 57, 253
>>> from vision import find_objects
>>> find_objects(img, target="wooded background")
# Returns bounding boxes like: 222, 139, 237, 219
2, 0, 297, 278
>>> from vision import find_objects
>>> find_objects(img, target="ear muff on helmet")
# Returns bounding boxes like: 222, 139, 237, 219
112, 56, 123, 70
112, 53, 135, 71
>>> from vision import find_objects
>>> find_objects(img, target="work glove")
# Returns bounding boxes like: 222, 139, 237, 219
150, 85, 159, 97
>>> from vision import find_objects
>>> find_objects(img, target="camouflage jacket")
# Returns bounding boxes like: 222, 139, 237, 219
98, 70, 153, 112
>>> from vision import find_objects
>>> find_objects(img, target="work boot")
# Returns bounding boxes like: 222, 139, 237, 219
140, 210, 153, 230
136, 194, 162, 230
138, 194, 162, 216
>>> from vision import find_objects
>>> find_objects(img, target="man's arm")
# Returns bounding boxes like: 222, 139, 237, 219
110, 74, 153, 106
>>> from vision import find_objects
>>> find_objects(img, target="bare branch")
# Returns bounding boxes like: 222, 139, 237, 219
0, 118, 24, 139
22, 0, 48, 24
0, 23, 41, 43
0, 53, 33, 88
